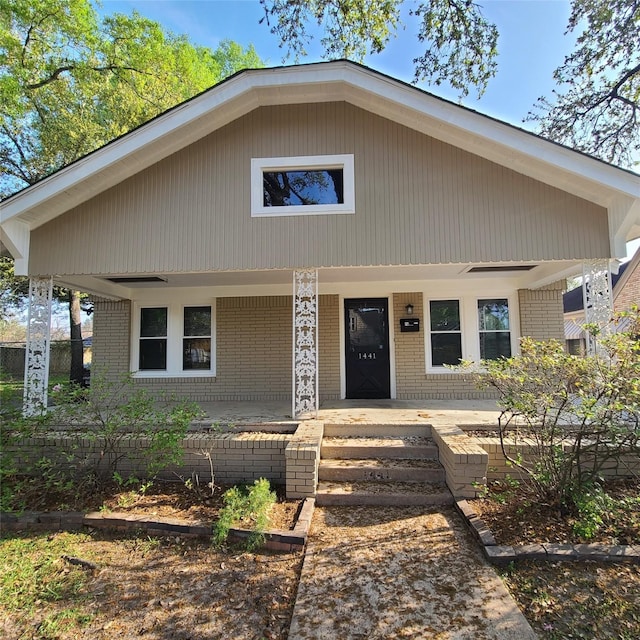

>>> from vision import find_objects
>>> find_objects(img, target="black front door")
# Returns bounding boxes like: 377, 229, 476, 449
345, 298, 390, 399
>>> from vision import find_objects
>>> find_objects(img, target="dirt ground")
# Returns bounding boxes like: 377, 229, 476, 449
0, 531, 303, 640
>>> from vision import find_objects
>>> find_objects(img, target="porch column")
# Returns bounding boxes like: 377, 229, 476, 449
582, 259, 613, 355
292, 269, 318, 419
23, 276, 53, 416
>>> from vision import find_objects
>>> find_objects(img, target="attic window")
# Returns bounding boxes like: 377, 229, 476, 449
467, 265, 537, 273
251, 154, 355, 217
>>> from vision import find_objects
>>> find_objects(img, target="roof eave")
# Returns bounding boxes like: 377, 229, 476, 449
1, 60, 639, 248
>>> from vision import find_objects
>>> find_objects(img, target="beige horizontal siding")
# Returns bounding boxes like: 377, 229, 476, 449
31, 102, 609, 276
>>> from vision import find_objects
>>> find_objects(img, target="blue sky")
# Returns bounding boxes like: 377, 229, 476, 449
100, 0, 576, 128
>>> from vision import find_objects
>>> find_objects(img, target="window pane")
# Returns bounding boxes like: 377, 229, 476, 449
184, 306, 211, 336
140, 308, 167, 337
263, 169, 344, 206
139, 339, 167, 370
430, 300, 460, 331
431, 333, 462, 366
183, 338, 211, 370
478, 299, 510, 331
480, 332, 511, 360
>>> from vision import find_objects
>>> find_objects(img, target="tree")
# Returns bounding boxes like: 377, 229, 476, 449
260, 0, 639, 168
0, 0, 263, 196
259, 0, 498, 98
0, 0, 263, 383
529, 0, 640, 168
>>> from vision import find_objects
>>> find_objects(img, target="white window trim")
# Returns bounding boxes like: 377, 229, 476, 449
424, 293, 518, 373
251, 154, 355, 217
425, 297, 464, 371
131, 300, 216, 378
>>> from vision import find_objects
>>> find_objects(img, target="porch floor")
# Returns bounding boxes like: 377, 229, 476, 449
195, 399, 501, 428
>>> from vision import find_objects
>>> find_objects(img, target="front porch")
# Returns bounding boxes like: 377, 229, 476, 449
188, 399, 499, 502
194, 398, 501, 429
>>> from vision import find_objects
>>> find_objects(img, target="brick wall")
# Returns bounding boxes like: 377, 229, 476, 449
319, 295, 341, 399
8, 431, 293, 486
92, 295, 340, 402
393, 292, 426, 397
92, 299, 131, 381
615, 259, 640, 312
518, 281, 565, 341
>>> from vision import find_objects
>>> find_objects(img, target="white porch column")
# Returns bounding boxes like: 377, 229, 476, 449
292, 269, 318, 419
582, 259, 613, 355
23, 276, 53, 416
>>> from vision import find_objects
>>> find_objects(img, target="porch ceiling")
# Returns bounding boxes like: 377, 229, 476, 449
55, 260, 581, 300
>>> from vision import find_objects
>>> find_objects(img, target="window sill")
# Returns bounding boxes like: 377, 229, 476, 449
132, 371, 216, 379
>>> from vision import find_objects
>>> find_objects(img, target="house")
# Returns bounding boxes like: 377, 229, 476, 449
564, 247, 640, 353
2, 60, 640, 417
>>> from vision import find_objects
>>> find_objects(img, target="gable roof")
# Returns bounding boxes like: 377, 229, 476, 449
2, 59, 640, 272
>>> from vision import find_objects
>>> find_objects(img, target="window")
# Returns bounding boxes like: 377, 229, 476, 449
251, 155, 355, 217
134, 302, 215, 376
429, 300, 462, 366
139, 307, 167, 370
478, 298, 511, 360
424, 293, 517, 372
183, 306, 211, 370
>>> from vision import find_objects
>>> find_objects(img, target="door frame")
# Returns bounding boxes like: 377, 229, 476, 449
339, 293, 397, 399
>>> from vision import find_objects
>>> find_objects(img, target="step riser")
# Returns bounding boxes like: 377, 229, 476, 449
321, 445, 439, 460
319, 467, 445, 483
315, 493, 453, 507
323, 424, 432, 438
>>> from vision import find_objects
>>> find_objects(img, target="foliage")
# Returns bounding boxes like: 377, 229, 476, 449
259, 0, 498, 97
0, 374, 203, 511
465, 308, 640, 511
45, 374, 203, 479
0, 0, 263, 197
529, 0, 640, 168
213, 478, 276, 550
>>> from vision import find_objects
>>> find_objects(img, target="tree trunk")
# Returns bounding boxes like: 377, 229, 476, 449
69, 289, 84, 385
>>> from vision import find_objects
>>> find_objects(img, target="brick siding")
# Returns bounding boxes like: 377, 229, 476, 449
615, 259, 640, 312
518, 281, 565, 341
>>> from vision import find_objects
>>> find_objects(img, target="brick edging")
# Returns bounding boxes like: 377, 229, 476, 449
455, 499, 640, 565
0, 498, 315, 553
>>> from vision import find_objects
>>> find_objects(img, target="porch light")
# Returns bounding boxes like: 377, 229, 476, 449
405, 303, 414, 316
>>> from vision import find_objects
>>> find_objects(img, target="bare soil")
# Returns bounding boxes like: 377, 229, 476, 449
470, 479, 640, 639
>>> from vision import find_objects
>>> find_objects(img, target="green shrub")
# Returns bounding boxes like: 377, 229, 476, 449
0, 373, 203, 510
213, 478, 276, 550
462, 308, 640, 512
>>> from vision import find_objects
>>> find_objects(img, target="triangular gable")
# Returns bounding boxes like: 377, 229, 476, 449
2, 60, 639, 271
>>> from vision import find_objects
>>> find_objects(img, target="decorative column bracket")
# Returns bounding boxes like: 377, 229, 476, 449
292, 269, 318, 419
23, 276, 53, 416
582, 259, 613, 356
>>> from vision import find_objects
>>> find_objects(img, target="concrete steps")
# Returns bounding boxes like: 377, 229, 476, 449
316, 424, 451, 507
315, 481, 453, 506
319, 458, 445, 483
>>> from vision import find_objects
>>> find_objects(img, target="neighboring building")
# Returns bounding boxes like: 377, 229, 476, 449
2, 61, 640, 415
564, 248, 640, 354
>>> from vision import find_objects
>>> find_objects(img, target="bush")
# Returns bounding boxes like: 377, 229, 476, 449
213, 478, 277, 550
0, 374, 203, 510
464, 308, 640, 512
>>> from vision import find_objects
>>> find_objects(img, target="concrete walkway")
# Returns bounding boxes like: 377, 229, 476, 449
288, 505, 537, 640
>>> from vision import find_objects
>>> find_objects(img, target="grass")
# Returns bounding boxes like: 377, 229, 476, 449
501, 560, 640, 639
0, 531, 96, 639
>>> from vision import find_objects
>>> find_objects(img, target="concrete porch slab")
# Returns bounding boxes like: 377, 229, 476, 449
195, 399, 502, 429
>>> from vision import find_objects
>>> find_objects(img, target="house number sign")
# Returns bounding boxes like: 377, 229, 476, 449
358, 352, 377, 360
